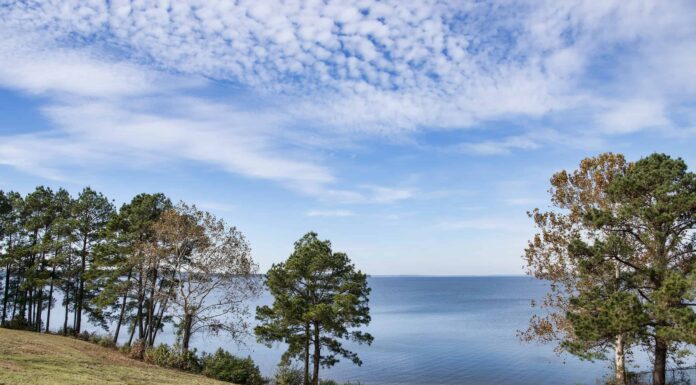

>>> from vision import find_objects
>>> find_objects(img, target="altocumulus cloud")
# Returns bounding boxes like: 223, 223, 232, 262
0, 1, 695, 195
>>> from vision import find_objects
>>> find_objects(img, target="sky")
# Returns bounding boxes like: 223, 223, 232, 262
0, 1, 695, 275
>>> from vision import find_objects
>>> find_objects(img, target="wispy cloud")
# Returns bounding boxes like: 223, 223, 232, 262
437, 217, 528, 233
2, 0, 694, 135
596, 100, 670, 134
306, 210, 356, 218
0, 0, 694, 197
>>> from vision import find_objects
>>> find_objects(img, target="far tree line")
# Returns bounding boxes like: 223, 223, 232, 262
523, 153, 696, 385
0, 187, 372, 385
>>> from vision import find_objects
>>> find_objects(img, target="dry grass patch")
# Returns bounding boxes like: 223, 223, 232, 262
0, 328, 232, 385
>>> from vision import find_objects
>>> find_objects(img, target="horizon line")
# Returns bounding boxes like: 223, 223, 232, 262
366, 274, 528, 278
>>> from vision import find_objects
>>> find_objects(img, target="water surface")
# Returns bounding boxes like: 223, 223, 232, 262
51, 276, 649, 384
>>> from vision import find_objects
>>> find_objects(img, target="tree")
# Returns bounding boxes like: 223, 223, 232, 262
0, 190, 12, 324
256, 232, 373, 385
93, 193, 171, 344
71, 187, 114, 334
582, 153, 696, 385
44, 188, 74, 333
522, 153, 636, 384
156, 203, 260, 351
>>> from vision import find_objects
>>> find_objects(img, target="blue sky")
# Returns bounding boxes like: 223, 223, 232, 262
0, 1, 695, 275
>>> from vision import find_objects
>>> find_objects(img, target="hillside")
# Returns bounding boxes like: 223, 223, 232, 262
0, 328, 230, 385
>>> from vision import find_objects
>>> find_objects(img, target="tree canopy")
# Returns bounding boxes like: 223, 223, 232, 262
256, 232, 372, 385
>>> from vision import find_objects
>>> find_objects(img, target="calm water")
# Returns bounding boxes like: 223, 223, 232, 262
50, 276, 653, 384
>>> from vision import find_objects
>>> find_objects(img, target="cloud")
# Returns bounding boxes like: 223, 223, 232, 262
596, 100, 670, 134
0, 0, 694, 191
437, 217, 528, 233
306, 210, 356, 217
458, 134, 541, 156
1, 0, 693, 135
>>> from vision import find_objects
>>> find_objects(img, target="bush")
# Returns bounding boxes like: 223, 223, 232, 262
175, 347, 202, 373
97, 335, 117, 349
129, 338, 146, 359
3, 316, 33, 331
144, 344, 202, 373
144, 344, 175, 367
57, 326, 76, 336
201, 348, 264, 385
271, 364, 303, 385
78, 330, 93, 341
119, 342, 131, 355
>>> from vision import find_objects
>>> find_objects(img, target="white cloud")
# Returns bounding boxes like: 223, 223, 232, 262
1, 0, 693, 136
306, 210, 356, 217
597, 100, 670, 134
458, 134, 540, 156
0, 0, 694, 190
438, 217, 528, 233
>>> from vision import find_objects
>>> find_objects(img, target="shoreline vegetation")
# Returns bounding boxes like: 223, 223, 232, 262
521, 153, 696, 385
0, 189, 369, 385
0, 328, 229, 385
1, 151, 695, 385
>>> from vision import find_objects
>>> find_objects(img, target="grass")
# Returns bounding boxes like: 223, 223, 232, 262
0, 328, 231, 385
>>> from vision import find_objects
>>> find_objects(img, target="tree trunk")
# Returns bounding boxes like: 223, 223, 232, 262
28, 289, 33, 326
45, 264, 56, 333
62, 280, 70, 335
128, 316, 137, 345
2, 262, 10, 324
149, 269, 176, 347
312, 322, 321, 385
35, 289, 42, 331
35, 250, 46, 332
614, 333, 627, 385
75, 237, 88, 334
653, 337, 667, 385
136, 270, 144, 340
144, 267, 158, 345
150, 298, 168, 346
72, 282, 79, 330
304, 323, 310, 385
181, 313, 193, 351
113, 269, 132, 344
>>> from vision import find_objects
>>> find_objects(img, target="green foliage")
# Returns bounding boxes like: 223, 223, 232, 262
2, 316, 33, 331
201, 348, 264, 385
256, 232, 372, 384
271, 364, 303, 385
144, 343, 202, 373
570, 153, 696, 383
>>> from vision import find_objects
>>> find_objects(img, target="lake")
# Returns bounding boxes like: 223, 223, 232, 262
49, 276, 669, 384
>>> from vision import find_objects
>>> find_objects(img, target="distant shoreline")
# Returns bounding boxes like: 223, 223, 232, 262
367, 274, 529, 278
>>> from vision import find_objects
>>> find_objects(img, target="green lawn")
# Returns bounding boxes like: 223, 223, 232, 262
0, 328, 231, 385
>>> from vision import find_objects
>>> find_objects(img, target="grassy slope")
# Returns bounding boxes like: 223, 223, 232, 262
0, 328, 230, 385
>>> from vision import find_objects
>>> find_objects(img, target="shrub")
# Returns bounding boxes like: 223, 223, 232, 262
78, 330, 93, 341
129, 338, 146, 360
144, 344, 175, 367
57, 326, 76, 336
271, 363, 303, 385
143, 344, 202, 373
201, 348, 264, 385
119, 342, 131, 355
174, 347, 202, 373
97, 335, 117, 349
3, 316, 33, 331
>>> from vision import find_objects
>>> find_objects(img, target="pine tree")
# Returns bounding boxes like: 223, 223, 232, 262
256, 232, 372, 385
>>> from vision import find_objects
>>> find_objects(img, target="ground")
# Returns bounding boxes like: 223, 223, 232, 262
0, 328, 230, 385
